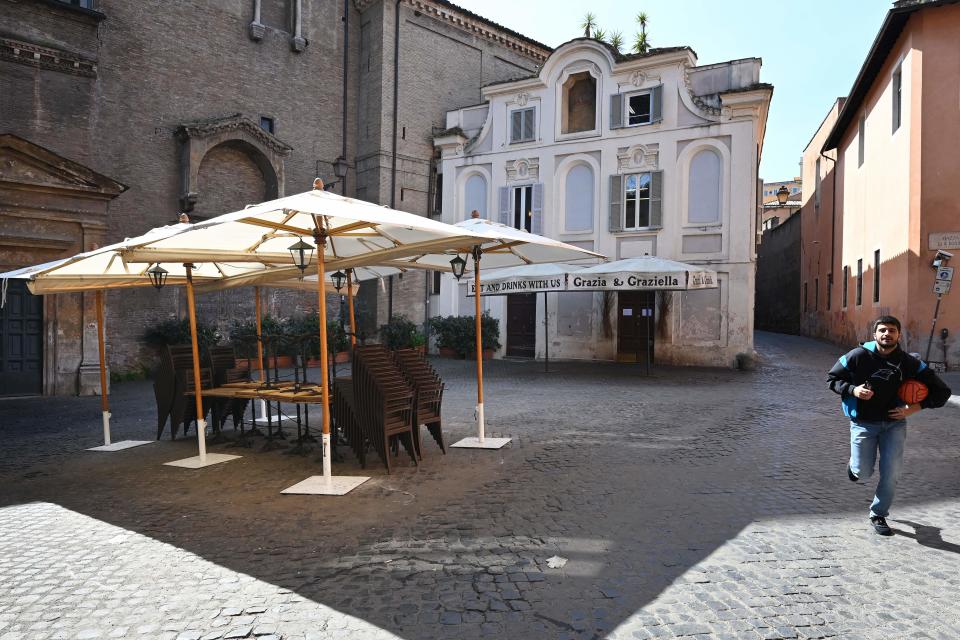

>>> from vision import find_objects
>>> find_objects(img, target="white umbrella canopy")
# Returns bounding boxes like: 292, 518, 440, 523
0, 222, 278, 295
568, 256, 718, 291
121, 188, 489, 288
443, 218, 606, 451
110, 185, 503, 491
451, 218, 603, 269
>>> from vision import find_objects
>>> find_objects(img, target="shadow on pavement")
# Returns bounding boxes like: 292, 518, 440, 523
1, 331, 959, 638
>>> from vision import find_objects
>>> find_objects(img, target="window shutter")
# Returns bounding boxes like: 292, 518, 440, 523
650, 170, 664, 228
610, 94, 623, 129
651, 85, 663, 123
498, 186, 511, 226
523, 108, 535, 141
510, 111, 522, 143
609, 175, 623, 233
531, 183, 544, 235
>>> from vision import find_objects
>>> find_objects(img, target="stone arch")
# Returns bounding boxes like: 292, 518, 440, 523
195, 141, 269, 218
176, 114, 291, 214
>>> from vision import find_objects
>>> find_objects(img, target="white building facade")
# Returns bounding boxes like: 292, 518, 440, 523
433, 39, 771, 368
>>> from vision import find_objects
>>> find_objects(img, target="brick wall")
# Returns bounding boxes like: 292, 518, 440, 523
2, 0, 546, 386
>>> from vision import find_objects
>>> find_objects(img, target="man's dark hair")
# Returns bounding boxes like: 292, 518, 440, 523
873, 315, 901, 333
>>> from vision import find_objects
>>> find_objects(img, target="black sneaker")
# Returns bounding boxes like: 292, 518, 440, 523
847, 465, 859, 482
870, 516, 893, 536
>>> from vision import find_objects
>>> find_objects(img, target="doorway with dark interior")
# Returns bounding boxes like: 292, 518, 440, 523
617, 291, 655, 365
506, 293, 536, 358
0, 279, 43, 396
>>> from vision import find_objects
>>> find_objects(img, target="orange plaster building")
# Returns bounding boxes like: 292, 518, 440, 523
800, 0, 960, 368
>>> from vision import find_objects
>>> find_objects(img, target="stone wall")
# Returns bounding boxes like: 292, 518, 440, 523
358, 1, 543, 332
756, 212, 801, 335
1, 0, 547, 390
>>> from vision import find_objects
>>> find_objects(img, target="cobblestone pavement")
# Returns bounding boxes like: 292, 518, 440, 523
1, 331, 960, 640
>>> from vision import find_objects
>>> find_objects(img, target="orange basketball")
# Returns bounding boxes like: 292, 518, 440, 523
898, 379, 929, 404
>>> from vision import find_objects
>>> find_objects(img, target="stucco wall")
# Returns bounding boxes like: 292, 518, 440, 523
438, 40, 770, 368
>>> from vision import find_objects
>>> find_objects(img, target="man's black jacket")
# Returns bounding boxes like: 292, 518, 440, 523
827, 340, 952, 422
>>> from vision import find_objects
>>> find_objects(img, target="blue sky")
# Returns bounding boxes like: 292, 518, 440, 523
453, 0, 892, 182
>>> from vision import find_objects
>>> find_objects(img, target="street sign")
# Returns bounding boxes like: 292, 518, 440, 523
929, 232, 960, 250
934, 280, 951, 295
937, 266, 954, 282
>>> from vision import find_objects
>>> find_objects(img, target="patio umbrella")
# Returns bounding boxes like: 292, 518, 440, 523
0, 223, 353, 460
449, 217, 605, 450
120, 182, 496, 493
467, 262, 587, 372
0, 221, 263, 454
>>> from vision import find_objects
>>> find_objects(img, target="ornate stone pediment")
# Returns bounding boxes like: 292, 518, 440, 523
0, 134, 126, 196
617, 143, 659, 172
505, 157, 539, 182
175, 114, 292, 156
175, 114, 290, 211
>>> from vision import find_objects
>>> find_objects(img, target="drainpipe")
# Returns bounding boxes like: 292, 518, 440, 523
387, 0, 402, 320
341, 0, 349, 196
820, 151, 838, 307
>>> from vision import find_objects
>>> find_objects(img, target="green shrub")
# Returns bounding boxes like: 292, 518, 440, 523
428, 313, 500, 356
143, 317, 221, 358
230, 313, 348, 360
379, 314, 422, 350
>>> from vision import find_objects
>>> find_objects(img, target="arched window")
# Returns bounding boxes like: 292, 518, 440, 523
564, 164, 594, 232
688, 149, 721, 224
464, 174, 487, 219
561, 72, 597, 134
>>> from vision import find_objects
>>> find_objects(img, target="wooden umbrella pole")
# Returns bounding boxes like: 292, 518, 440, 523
95, 289, 111, 445
184, 264, 207, 462
254, 286, 265, 383
473, 246, 485, 442
313, 226, 332, 483
346, 268, 357, 347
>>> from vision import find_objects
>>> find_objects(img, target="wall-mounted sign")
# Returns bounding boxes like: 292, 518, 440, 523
929, 232, 960, 250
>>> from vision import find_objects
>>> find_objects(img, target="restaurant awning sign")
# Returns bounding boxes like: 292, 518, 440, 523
567, 272, 713, 291
566, 257, 718, 292
469, 276, 566, 296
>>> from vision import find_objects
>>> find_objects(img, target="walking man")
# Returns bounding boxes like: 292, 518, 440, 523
827, 316, 951, 535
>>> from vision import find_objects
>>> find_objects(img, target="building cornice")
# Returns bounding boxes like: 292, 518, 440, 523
355, 0, 550, 62
0, 36, 97, 77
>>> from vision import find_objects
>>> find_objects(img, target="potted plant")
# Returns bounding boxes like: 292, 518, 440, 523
429, 314, 499, 358
429, 315, 465, 358
410, 330, 427, 355
467, 312, 501, 360
379, 315, 424, 350
144, 317, 222, 361
228, 317, 259, 368
329, 320, 350, 363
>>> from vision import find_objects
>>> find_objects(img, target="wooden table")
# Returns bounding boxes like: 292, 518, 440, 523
201, 381, 327, 451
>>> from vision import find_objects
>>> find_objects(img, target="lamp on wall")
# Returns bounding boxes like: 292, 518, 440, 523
450, 254, 467, 280
147, 264, 168, 290
776, 185, 790, 206
288, 238, 314, 273
333, 156, 349, 181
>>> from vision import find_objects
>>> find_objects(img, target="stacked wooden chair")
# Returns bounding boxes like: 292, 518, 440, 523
153, 344, 214, 440
393, 348, 446, 456
207, 345, 251, 432
333, 344, 417, 473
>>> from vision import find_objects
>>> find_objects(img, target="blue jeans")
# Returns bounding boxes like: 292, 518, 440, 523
849, 419, 907, 518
